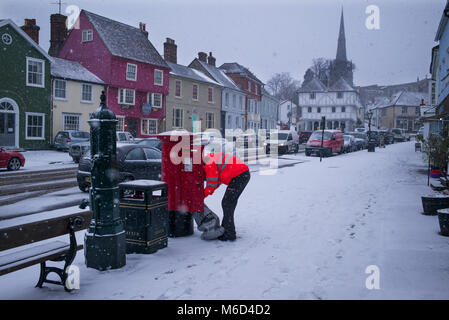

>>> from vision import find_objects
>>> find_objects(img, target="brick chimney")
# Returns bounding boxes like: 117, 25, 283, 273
49, 13, 67, 57
198, 52, 207, 63
21, 19, 40, 44
139, 22, 148, 38
207, 52, 216, 66
164, 38, 177, 64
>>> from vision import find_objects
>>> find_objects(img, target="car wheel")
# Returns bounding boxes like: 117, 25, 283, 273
7, 157, 21, 171
294, 144, 299, 154
78, 183, 89, 193
73, 157, 80, 164
305, 151, 311, 157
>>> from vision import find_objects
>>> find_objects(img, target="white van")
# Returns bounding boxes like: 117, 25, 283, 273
266, 130, 299, 154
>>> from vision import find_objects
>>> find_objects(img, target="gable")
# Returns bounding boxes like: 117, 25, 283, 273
0, 20, 51, 61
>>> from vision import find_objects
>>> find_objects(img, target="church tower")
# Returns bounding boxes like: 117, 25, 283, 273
330, 8, 354, 87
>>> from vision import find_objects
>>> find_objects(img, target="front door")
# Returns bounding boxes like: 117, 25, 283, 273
128, 119, 138, 138
0, 113, 15, 146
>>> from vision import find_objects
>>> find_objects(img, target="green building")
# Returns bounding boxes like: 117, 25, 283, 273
0, 19, 52, 149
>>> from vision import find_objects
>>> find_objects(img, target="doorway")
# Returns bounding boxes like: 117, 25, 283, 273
0, 99, 19, 147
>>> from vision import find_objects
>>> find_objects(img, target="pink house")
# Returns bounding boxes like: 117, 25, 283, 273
57, 10, 170, 137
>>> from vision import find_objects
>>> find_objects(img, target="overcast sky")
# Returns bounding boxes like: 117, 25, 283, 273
1, 0, 445, 86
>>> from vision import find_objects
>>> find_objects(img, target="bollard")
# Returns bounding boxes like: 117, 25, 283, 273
84, 91, 126, 271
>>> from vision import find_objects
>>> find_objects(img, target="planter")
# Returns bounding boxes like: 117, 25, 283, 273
421, 195, 449, 215
437, 208, 449, 236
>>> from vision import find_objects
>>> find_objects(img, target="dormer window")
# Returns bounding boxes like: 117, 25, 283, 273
310, 92, 316, 99
82, 29, 93, 42
337, 92, 343, 99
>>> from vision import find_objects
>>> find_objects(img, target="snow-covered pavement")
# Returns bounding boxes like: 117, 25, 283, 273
1, 141, 448, 299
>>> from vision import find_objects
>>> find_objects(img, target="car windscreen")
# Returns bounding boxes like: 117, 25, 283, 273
71, 131, 90, 138
275, 133, 289, 140
392, 129, 401, 134
309, 131, 331, 140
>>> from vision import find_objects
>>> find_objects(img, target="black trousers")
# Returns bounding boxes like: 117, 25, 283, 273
221, 170, 251, 238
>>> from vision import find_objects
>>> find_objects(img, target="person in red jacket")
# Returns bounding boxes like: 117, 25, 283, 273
203, 152, 250, 241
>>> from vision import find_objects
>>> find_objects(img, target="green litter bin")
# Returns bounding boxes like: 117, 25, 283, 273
119, 180, 169, 254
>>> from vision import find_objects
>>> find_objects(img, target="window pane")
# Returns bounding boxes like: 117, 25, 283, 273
126, 148, 145, 160
144, 148, 160, 160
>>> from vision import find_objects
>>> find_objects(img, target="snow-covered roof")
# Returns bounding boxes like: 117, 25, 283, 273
195, 59, 241, 91
83, 10, 168, 69
329, 77, 355, 92
219, 62, 264, 85
167, 61, 221, 86
298, 77, 327, 92
388, 91, 428, 107
51, 57, 105, 84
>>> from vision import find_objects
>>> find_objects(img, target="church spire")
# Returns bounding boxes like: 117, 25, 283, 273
336, 7, 347, 61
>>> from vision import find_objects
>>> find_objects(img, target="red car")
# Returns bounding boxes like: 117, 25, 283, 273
0, 147, 25, 171
305, 130, 344, 157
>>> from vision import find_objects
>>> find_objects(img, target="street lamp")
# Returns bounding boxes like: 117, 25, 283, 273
367, 110, 375, 152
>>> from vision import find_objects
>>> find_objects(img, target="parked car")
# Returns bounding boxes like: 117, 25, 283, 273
116, 131, 135, 143
53, 130, 90, 151
69, 131, 136, 163
298, 131, 312, 144
346, 132, 368, 150
305, 130, 344, 157
355, 127, 367, 133
378, 129, 394, 145
136, 138, 162, 150
77, 143, 161, 192
265, 130, 300, 154
343, 135, 357, 153
69, 141, 90, 163
0, 147, 25, 171
391, 128, 408, 142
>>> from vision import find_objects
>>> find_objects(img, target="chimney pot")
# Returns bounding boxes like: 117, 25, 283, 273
49, 13, 67, 56
207, 52, 216, 66
164, 38, 177, 64
21, 18, 40, 44
198, 52, 207, 63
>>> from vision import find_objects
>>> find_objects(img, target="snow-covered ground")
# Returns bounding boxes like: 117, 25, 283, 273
0, 150, 77, 172
1, 141, 448, 299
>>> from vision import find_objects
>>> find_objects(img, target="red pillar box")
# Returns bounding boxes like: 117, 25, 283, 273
157, 131, 204, 237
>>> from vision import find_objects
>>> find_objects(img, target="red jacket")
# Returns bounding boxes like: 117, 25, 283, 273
204, 152, 249, 197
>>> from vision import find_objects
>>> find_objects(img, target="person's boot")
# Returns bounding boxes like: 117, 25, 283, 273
218, 233, 236, 241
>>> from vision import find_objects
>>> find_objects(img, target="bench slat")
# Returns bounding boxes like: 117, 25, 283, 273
0, 241, 69, 268
0, 211, 92, 251
0, 243, 83, 276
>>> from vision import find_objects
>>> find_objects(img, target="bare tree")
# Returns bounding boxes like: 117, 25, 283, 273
311, 58, 332, 83
266, 72, 301, 101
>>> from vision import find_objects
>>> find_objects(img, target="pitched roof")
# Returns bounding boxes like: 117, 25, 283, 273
219, 62, 264, 85
83, 10, 168, 69
51, 57, 105, 84
376, 91, 429, 108
166, 61, 221, 86
0, 19, 51, 61
298, 77, 327, 92
194, 59, 241, 91
329, 77, 355, 91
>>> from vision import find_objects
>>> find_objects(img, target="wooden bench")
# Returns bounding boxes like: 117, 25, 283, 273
0, 210, 92, 291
